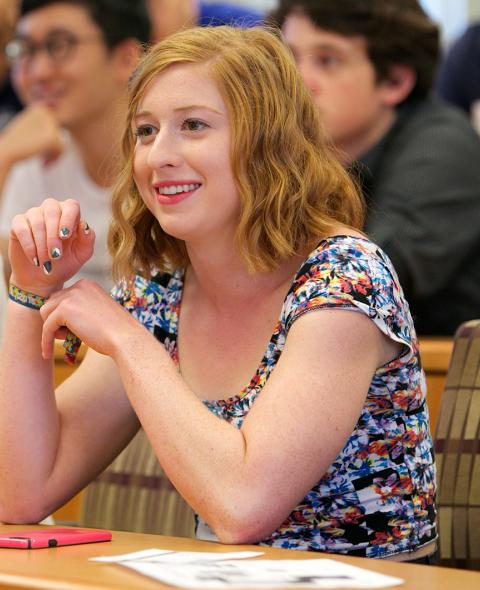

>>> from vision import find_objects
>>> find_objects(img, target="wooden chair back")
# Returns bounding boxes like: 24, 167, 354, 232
79, 428, 195, 538
434, 319, 480, 569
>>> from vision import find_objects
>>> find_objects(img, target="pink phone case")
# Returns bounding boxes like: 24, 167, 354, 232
0, 527, 112, 549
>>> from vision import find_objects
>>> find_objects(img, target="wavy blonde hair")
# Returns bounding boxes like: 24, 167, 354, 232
109, 25, 364, 280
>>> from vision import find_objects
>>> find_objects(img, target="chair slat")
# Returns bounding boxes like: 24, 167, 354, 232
434, 319, 480, 570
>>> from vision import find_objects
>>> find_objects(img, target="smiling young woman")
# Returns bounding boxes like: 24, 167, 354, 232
0, 26, 436, 562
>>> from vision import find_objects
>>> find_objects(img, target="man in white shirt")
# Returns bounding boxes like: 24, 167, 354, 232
0, 0, 150, 289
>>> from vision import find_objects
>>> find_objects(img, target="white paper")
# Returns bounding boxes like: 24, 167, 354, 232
91, 548, 173, 563
91, 549, 263, 564
91, 551, 404, 589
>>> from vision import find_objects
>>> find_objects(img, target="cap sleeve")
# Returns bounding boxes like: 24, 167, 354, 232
283, 237, 416, 354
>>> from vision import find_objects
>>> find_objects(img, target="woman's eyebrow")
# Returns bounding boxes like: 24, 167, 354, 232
133, 105, 224, 122
133, 110, 152, 120
174, 104, 224, 115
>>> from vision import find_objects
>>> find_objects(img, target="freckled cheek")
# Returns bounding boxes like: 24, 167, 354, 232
132, 151, 152, 204
132, 149, 148, 183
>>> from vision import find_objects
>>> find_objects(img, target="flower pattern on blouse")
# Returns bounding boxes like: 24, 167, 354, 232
111, 235, 437, 558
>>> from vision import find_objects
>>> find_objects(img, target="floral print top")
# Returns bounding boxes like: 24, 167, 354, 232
111, 235, 437, 558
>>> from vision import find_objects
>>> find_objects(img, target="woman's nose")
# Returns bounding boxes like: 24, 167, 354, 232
146, 132, 182, 170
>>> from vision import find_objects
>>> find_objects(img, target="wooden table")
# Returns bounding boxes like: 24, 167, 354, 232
0, 525, 478, 590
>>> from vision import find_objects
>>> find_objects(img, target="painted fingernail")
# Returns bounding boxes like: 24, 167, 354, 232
33, 256, 39, 267
50, 246, 61, 259
83, 221, 90, 235
59, 226, 70, 239
43, 261, 52, 275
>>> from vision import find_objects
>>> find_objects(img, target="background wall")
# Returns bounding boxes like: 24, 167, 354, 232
421, 0, 468, 45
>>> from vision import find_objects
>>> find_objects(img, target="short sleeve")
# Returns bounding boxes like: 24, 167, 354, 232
283, 237, 415, 354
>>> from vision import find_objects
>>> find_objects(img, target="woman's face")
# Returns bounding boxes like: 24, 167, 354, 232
132, 62, 240, 247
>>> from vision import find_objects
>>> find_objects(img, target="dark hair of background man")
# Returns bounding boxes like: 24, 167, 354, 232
269, 0, 439, 102
20, 0, 151, 48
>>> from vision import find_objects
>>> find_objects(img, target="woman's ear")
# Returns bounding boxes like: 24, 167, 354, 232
379, 65, 417, 107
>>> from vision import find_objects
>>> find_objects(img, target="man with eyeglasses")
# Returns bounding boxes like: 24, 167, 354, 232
0, 0, 150, 289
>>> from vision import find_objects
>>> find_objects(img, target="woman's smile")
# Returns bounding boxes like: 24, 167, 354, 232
153, 180, 202, 205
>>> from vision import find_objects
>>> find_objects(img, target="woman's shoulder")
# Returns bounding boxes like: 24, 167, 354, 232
295, 234, 398, 287
284, 233, 414, 346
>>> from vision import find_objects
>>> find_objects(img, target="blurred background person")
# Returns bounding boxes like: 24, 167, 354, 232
436, 22, 480, 133
0, 0, 150, 289
147, 0, 263, 42
0, 0, 21, 130
271, 0, 480, 336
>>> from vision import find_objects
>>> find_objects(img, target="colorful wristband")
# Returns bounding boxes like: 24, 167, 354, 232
8, 283, 46, 310
8, 283, 82, 365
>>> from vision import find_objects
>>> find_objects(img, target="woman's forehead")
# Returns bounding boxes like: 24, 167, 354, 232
136, 62, 226, 113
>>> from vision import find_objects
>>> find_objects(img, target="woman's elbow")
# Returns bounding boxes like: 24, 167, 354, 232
0, 498, 51, 525
215, 523, 267, 545
212, 505, 280, 545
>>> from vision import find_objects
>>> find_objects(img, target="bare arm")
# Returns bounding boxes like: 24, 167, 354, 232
39, 277, 398, 543
113, 308, 397, 543
0, 315, 138, 522
0, 199, 137, 522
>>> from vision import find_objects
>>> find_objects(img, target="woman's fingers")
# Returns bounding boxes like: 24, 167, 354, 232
10, 212, 41, 268
42, 198, 63, 274
40, 290, 71, 359
9, 198, 95, 298
12, 197, 91, 272
27, 207, 49, 270
57, 198, 81, 242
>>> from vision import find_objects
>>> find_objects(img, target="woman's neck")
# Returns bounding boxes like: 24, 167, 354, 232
184, 239, 307, 311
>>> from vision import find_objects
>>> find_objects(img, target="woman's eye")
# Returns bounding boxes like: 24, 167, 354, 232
182, 119, 208, 132
134, 124, 157, 140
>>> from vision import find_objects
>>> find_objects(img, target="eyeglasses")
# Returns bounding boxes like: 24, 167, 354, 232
5, 31, 104, 66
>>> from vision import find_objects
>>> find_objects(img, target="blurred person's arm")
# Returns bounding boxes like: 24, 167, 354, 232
0, 104, 63, 193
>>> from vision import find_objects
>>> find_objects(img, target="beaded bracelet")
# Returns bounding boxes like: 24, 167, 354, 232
8, 283, 82, 365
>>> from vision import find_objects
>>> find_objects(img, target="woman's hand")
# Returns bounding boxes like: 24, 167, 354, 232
39, 279, 139, 359
9, 198, 95, 297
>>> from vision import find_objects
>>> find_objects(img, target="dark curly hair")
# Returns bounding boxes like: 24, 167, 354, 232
269, 0, 440, 101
